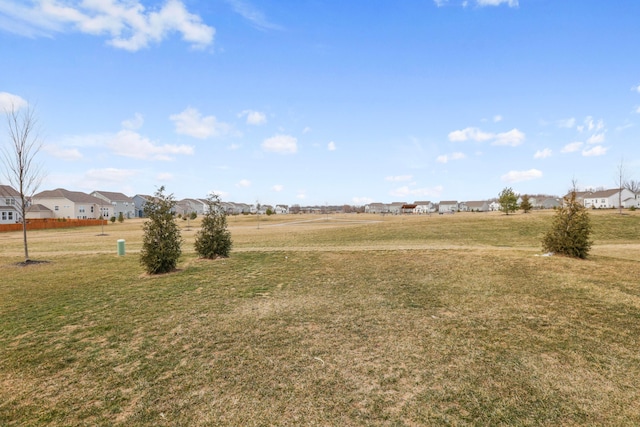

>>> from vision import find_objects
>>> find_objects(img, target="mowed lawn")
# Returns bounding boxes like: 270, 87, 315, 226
1, 211, 640, 426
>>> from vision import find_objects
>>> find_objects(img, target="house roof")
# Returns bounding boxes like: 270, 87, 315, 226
0, 185, 20, 197
92, 190, 134, 202
414, 201, 432, 205
584, 189, 622, 198
465, 201, 488, 208
34, 188, 106, 205
27, 204, 53, 213
439, 200, 458, 205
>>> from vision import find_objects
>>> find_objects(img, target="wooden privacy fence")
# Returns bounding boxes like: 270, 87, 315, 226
0, 218, 107, 233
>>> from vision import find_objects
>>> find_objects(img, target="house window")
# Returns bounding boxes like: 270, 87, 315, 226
601, 199, 606, 204
90, 206, 94, 213
8, 212, 13, 220
79, 206, 85, 213
1, 212, 6, 221
54, 206, 59, 211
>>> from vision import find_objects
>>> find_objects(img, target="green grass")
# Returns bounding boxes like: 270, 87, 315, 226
1, 211, 640, 425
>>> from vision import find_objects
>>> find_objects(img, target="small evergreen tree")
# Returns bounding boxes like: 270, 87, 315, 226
520, 194, 533, 213
140, 186, 182, 274
194, 193, 232, 258
542, 191, 592, 259
117, 212, 124, 223
498, 187, 519, 215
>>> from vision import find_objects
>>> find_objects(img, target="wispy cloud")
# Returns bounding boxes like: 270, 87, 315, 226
225, 0, 282, 30
0, 0, 214, 51
501, 169, 542, 183
121, 113, 144, 130
534, 148, 552, 159
327, 141, 336, 151
0, 91, 27, 110
170, 107, 233, 139
436, 152, 466, 163
262, 134, 297, 154
434, 0, 518, 7
236, 179, 251, 188
448, 127, 525, 146
561, 142, 583, 153
385, 175, 413, 182
108, 130, 193, 161
587, 133, 605, 145
239, 109, 267, 125
582, 145, 608, 157
43, 144, 83, 161
556, 117, 576, 128
272, 184, 283, 192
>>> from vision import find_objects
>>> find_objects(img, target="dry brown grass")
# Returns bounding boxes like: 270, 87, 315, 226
1, 210, 640, 425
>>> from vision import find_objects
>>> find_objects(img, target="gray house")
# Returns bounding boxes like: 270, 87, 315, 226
439, 200, 458, 213
91, 191, 135, 219
133, 194, 153, 218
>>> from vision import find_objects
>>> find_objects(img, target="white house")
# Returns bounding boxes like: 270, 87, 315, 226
414, 201, 436, 214
439, 201, 458, 213
581, 188, 635, 209
32, 188, 112, 219
0, 185, 21, 224
465, 201, 490, 212
91, 191, 135, 219
275, 204, 289, 214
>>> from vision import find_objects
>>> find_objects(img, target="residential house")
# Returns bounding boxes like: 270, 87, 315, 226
401, 204, 417, 214
177, 198, 207, 216
623, 193, 640, 209
365, 203, 389, 214
0, 185, 21, 224
91, 191, 135, 219
388, 202, 407, 215
438, 201, 458, 213
32, 188, 112, 219
581, 188, 635, 209
133, 194, 153, 218
26, 204, 54, 219
465, 201, 490, 212
489, 201, 501, 211
540, 198, 561, 209
275, 204, 289, 214
414, 201, 436, 214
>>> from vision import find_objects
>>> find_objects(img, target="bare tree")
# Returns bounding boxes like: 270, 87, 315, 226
1, 104, 45, 262
624, 179, 640, 194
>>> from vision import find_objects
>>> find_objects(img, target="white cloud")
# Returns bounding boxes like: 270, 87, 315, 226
0, 0, 215, 51
108, 129, 194, 160
296, 191, 306, 200
390, 185, 444, 198
272, 184, 284, 192
170, 107, 233, 139
327, 141, 336, 151
236, 179, 251, 187
385, 175, 412, 182
224, 0, 282, 30
587, 133, 605, 144
448, 126, 524, 146
448, 127, 494, 142
633, 84, 640, 94
581, 116, 604, 133
437, 152, 465, 163
557, 117, 576, 128
477, 0, 518, 6
302, 126, 311, 134
534, 148, 552, 159
210, 189, 229, 199
121, 113, 144, 130
228, 143, 241, 150
43, 144, 83, 161
262, 134, 297, 154
493, 114, 503, 123
352, 196, 374, 205
0, 91, 28, 110
501, 169, 542, 183
561, 142, 583, 153
492, 128, 525, 146
239, 109, 267, 125
582, 145, 608, 157
635, 106, 640, 114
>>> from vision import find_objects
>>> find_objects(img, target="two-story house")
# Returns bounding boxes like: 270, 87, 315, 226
0, 185, 21, 224
32, 188, 113, 219
91, 191, 135, 219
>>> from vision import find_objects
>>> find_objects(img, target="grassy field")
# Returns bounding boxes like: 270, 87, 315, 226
1, 210, 640, 425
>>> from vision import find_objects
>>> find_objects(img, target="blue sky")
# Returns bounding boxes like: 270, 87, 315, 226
1, 0, 640, 206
